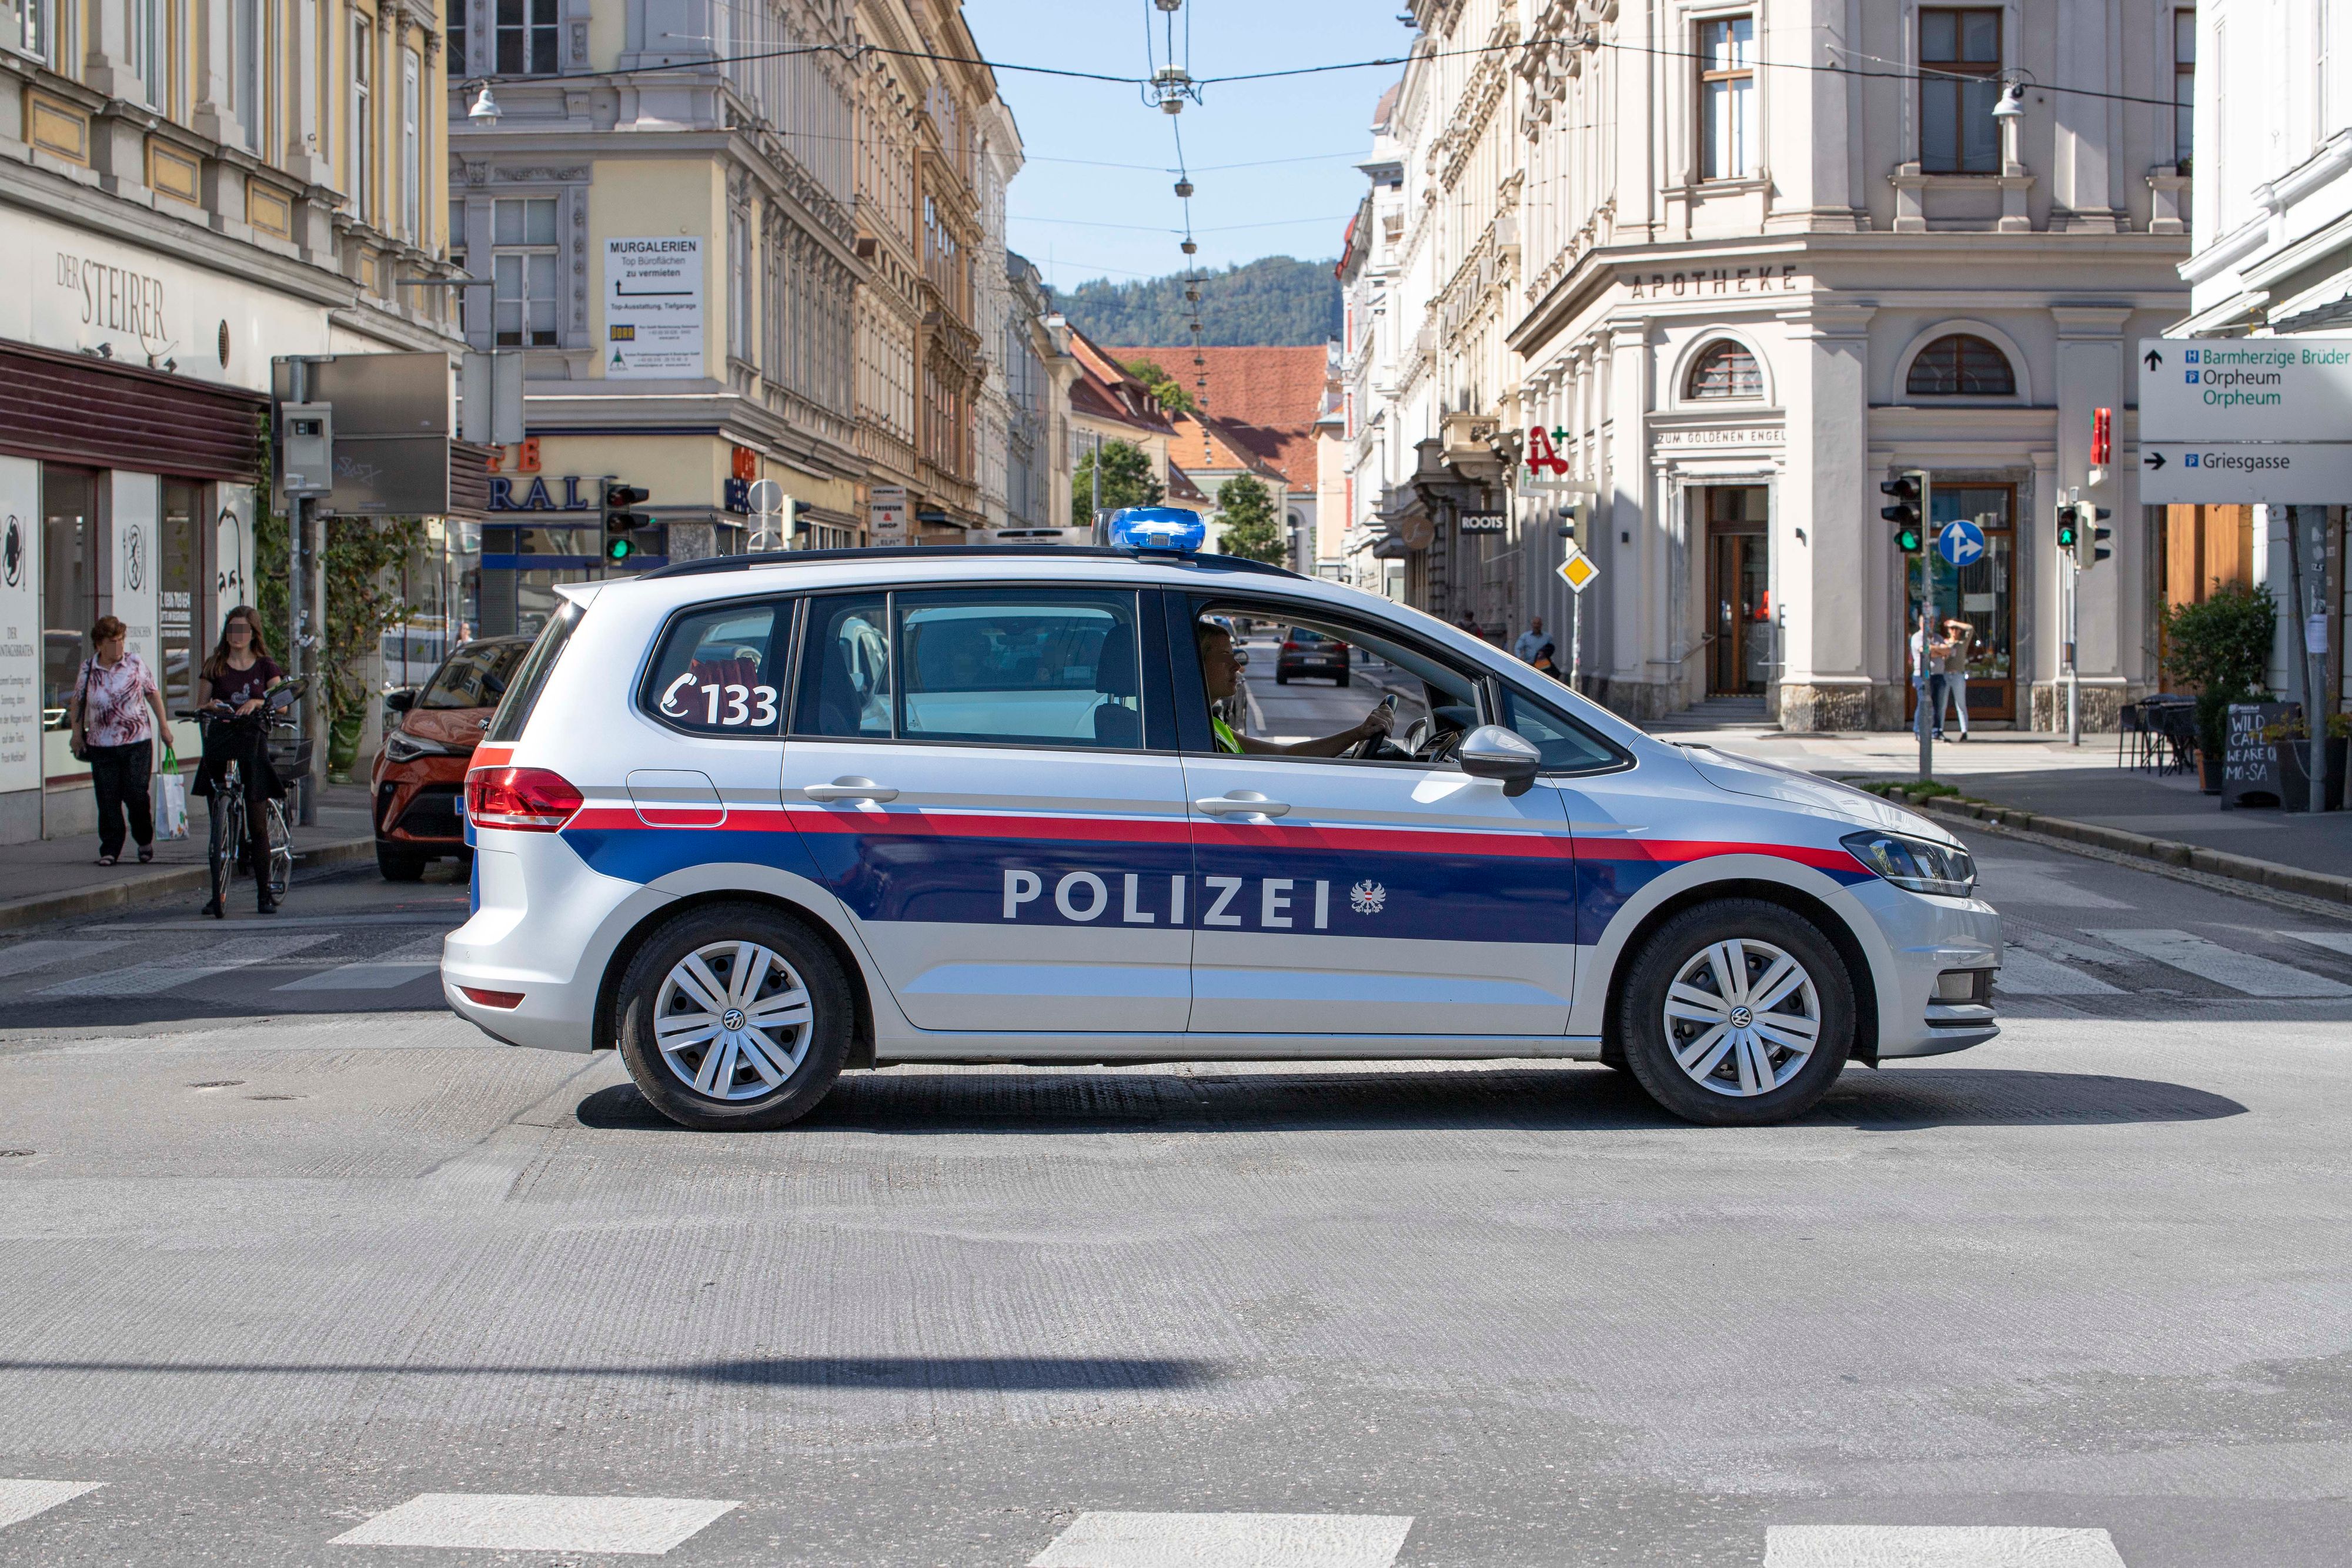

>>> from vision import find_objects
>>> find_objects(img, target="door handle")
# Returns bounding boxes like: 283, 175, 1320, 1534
1194, 791, 1290, 817
803, 777, 899, 803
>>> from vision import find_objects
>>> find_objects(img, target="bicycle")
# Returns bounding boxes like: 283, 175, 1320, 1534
179, 680, 303, 917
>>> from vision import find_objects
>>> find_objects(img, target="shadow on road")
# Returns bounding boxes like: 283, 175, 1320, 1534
0, 1356, 1218, 1389
572, 1064, 2244, 1135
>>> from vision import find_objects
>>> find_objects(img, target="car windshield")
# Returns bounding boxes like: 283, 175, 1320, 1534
419, 640, 530, 710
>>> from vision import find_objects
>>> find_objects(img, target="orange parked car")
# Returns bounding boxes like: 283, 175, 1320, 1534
371, 636, 532, 881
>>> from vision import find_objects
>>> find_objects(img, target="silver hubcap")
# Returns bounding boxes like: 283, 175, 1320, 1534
653, 941, 813, 1101
1662, 938, 1822, 1098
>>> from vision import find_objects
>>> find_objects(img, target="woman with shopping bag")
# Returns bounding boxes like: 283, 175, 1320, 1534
68, 616, 170, 866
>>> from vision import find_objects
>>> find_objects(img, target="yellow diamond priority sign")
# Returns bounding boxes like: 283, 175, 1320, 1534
1556, 543, 1599, 594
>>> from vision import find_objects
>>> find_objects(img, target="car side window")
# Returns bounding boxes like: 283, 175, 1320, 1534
639, 599, 790, 738
1496, 682, 1624, 773
897, 589, 1143, 750
793, 593, 893, 738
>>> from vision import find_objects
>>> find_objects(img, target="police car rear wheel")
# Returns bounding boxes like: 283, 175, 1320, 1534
1616, 900, 1853, 1126
616, 906, 850, 1131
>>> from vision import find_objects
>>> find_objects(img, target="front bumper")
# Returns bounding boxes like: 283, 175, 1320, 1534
1848, 879, 2003, 1059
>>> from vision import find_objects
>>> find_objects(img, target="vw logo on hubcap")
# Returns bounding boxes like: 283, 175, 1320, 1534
720, 1007, 746, 1032
1728, 1005, 1754, 1028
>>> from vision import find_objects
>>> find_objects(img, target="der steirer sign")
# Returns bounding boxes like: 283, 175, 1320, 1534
2137, 337, 2352, 503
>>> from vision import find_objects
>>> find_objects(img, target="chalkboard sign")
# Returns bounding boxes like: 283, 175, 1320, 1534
2221, 701, 2295, 809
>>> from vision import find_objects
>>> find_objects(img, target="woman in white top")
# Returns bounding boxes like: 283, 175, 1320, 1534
69, 614, 170, 865
1942, 617, 1975, 740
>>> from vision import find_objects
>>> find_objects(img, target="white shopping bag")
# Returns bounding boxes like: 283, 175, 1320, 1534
153, 770, 189, 840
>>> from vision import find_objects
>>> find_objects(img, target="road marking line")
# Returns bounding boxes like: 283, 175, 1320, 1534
2086, 928, 2352, 997
2281, 928, 2352, 958
1030, 1511, 1415, 1567
35, 934, 336, 999
1993, 949, 2122, 996
1764, 1525, 2126, 1567
330, 1493, 738, 1554
0, 1479, 104, 1530
0, 940, 127, 979
273, 936, 445, 992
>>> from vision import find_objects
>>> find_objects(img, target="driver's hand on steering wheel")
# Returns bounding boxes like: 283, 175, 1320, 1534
1354, 701, 1396, 745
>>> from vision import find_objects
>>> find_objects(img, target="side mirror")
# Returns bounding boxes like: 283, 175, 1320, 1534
384, 688, 417, 714
1458, 724, 1542, 797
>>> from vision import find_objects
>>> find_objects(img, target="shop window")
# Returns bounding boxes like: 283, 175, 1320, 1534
1698, 15, 1755, 180
1905, 334, 2015, 397
1686, 339, 1763, 400
492, 197, 559, 347
42, 469, 97, 744
159, 482, 199, 711
1920, 8, 2002, 173
496, 0, 557, 76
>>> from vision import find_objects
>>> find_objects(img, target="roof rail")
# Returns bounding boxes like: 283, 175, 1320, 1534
639, 544, 1305, 582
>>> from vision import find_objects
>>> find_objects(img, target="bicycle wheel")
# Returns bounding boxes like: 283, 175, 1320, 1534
209, 803, 236, 908
266, 802, 292, 897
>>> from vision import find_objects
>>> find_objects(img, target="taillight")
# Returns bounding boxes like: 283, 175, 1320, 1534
1281, 640, 1299, 651
465, 766, 583, 831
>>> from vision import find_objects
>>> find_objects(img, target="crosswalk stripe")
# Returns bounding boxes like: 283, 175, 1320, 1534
0, 1479, 104, 1531
1993, 948, 2121, 996
2086, 928, 2352, 998
0, 940, 128, 979
2280, 928, 2352, 958
273, 936, 444, 992
1030, 1512, 1415, 1568
330, 1493, 739, 1554
1764, 1525, 2126, 1566
34, 934, 337, 999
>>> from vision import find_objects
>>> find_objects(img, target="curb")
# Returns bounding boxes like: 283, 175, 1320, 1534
1918, 796, 2352, 907
0, 835, 379, 932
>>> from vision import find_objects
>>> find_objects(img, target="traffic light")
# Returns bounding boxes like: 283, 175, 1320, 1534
602, 480, 650, 563
1556, 497, 1585, 544
2067, 502, 2113, 570
1880, 472, 1927, 555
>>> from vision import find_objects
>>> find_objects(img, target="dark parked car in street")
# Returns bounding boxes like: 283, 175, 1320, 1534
1273, 626, 1351, 685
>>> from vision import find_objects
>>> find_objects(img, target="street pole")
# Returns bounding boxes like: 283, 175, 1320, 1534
1918, 476, 1934, 783
2067, 556, 2082, 747
283, 361, 315, 827
2284, 503, 2328, 813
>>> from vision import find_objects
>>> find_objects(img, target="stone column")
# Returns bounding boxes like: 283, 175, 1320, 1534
1775, 299, 1876, 731
1603, 317, 1649, 709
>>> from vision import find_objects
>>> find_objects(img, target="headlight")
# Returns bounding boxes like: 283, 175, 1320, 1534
1840, 828, 1976, 897
383, 728, 453, 763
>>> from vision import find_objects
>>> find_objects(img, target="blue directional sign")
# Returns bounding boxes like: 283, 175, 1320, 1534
1937, 518, 1987, 567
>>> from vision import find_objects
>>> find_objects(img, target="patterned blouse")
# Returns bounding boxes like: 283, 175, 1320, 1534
75, 653, 159, 748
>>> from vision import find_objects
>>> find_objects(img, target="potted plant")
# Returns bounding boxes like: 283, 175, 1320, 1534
2264, 711, 2351, 813
2164, 586, 2277, 793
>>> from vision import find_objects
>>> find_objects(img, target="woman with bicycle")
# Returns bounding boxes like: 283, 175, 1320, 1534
191, 607, 286, 917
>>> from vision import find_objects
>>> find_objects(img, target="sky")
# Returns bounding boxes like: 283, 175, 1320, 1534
961, 0, 1406, 301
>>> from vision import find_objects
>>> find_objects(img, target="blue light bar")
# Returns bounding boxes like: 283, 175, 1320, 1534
1107, 506, 1207, 553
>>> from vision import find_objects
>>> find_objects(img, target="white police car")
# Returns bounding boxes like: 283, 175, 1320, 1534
445, 507, 1999, 1131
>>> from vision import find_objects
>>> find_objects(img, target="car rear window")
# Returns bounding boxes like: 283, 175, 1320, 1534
640, 600, 791, 737
418, 639, 530, 710
483, 599, 582, 744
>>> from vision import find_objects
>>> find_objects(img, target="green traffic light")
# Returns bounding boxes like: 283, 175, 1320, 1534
607, 536, 636, 562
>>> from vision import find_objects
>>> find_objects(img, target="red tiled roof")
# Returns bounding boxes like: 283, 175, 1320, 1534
1110, 345, 1331, 489
1065, 325, 1177, 436
1165, 462, 1207, 502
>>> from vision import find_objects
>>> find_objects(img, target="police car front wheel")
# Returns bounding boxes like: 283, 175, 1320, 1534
1616, 899, 1854, 1126
616, 905, 852, 1131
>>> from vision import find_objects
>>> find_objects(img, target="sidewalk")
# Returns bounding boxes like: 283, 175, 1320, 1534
1660, 723, 2352, 887
0, 782, 379, 929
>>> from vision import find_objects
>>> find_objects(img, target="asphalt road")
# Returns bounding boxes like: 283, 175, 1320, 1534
1, 681, 2347, 1566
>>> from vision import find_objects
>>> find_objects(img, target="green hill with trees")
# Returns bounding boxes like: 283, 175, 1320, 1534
1057, 256, 1340, 347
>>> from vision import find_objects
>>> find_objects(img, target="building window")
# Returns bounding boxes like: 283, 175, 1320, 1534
130, 0, 162, 104
2174, 8, 2196, 168
1920, 8, 2002, 173
234, 0, 260, 149
350, 18, 370, 219
1906, 334, 2015, 397
496, 0, 556, 76
1686, 339, 1763, 399
1698, 15, 1755, 180
492, 197, 559, 347
450, 199, 469, 335
448, 0, 466, 77
4, 0, 52, 62
401, 49, 420, 240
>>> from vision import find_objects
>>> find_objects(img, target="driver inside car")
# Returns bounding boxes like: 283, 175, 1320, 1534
1196, 620, 1395, 757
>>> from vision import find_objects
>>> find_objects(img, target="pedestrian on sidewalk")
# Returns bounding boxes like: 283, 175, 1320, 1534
1942, 617, 1975, 740
192, 606, 286, 918
1909, 608, 1952, 742
1513, 616, 1547, 663
68, 616, 169, 867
